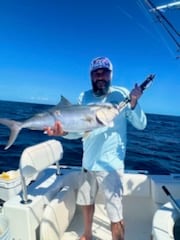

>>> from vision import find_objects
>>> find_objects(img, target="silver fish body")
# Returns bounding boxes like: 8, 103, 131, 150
0, 96, 119, 149
0, 75, 154, 150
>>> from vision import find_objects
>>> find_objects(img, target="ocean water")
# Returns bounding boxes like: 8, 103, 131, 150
0, 100, 179, 174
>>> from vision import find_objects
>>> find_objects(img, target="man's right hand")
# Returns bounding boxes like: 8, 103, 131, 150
44, 121, 67, 136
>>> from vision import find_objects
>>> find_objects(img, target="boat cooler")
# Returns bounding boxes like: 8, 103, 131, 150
0, 171, 22, 201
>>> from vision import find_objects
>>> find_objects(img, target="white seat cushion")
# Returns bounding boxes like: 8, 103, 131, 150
40, 187, 76, 240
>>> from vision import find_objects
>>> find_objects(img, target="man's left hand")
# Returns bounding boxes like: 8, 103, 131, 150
129, 84, 142, 109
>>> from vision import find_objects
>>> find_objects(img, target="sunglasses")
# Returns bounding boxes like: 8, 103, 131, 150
91, 68, 111, 78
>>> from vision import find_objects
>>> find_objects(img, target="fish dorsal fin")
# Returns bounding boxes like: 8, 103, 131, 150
49, 95, 72, 112
58, 95, 72, 107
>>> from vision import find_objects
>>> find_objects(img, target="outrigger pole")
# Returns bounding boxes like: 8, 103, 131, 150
145, 0, 180, 51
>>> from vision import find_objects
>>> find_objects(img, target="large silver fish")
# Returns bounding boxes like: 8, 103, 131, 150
0, 74, 155, 150
0, 96, 119, 150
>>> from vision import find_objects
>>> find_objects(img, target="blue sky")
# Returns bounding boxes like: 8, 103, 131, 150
0, 0, 179, 116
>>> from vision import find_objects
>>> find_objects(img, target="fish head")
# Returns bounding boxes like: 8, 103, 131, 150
95, 104, 119, 126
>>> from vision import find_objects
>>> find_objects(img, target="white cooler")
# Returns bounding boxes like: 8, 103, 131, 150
0, 171, 22, 201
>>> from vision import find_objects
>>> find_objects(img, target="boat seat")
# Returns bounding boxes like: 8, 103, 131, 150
40, 186, 76, 240
19, 139, 63, 203
152, 200, 180, 240
20, 139, 63, 182
123, 173, 150, 197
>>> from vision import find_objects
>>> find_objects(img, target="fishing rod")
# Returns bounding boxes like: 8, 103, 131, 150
162, 185, 180, 214
117, 74, 155, 111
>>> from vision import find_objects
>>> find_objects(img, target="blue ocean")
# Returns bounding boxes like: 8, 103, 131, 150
0, 100, 179, 174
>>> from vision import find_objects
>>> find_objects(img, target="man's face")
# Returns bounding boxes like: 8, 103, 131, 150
91, 68, 111, 96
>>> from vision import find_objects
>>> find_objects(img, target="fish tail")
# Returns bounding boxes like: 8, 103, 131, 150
0, 118, 22, 150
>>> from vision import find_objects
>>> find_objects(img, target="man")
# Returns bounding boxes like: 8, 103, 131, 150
46, 57, 147, 240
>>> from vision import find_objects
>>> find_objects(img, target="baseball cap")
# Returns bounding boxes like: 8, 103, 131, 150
90, 57, 113, 72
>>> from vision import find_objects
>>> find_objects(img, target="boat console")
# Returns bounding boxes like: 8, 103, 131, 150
2, 140, 79, 240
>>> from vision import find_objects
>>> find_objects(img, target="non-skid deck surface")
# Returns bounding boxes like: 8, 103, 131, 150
62, 201, 153, 240
62, 204, 111, 240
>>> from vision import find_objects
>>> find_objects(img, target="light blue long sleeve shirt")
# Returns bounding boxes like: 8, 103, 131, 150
65, 86, 147, 171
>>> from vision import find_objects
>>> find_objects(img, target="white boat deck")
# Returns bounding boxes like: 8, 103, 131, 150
1, 140, 180, 240
62, 204, 112, 240
62, 198, 153, 240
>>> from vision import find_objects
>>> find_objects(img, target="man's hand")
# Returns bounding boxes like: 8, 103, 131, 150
44, 121, 67, 136
129, 83, 142, 109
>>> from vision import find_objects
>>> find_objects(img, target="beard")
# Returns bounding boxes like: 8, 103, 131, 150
92, 80, 111, 97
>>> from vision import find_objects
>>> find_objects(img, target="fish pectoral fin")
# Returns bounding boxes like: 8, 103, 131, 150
84, 115, 94, 123
80, 115, 94, 124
